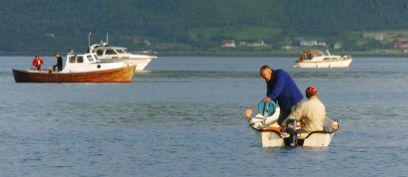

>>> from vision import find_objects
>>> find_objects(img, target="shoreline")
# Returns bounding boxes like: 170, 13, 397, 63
0, 51, 407, 57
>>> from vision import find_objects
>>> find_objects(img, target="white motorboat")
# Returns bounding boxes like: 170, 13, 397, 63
293, 50, 352, 68
246, 101, 339, 148
88, 35, 156, 71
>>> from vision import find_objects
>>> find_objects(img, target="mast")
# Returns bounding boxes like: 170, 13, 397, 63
326, 50, 331, 57
106, 33, 109, 45
88, 32, 92, 52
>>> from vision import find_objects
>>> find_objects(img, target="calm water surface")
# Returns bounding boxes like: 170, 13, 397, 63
0, 56, 407, 176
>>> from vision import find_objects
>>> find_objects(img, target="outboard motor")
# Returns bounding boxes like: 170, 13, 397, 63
284, 118, 301, 147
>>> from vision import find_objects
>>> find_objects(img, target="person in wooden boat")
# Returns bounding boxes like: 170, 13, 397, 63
53, 53, 63, 71
259, 65, 303, 126
32, 56, 43, 71
286, 86, 339, 133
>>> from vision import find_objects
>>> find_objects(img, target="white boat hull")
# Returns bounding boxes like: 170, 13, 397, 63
293, 58, 352, 68
99, 58, 153, 71
259, 131, 335, 147
122, 58, 152, 71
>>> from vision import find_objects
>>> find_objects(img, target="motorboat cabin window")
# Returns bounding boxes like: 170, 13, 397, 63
77, 56, 84, 63
116, 49, 125, 54
307, 54, 313, 59
87, 55, 94, 62
93, 55, 99, 61
96, 49, 105, 56
105, 49, 117, 55
69, 56, 76, 63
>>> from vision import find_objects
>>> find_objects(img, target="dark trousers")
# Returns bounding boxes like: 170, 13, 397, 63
53, 64, 62, 71
277, 109, 291, 125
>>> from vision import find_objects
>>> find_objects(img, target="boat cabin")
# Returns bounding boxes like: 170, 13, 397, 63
61, 52, 127, 73
299, 50, 323, 61
93, 46, 130, 59
89, 42, 156, 60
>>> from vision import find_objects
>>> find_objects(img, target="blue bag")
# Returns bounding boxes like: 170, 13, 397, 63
257, 100, 276, 117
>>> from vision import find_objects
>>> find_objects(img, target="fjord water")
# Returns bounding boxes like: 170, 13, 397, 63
1, 56, 407, 176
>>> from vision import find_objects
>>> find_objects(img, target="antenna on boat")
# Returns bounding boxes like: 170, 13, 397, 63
106, 33, 109, 45
88, 32, 92, 51
326, 49, 332, 57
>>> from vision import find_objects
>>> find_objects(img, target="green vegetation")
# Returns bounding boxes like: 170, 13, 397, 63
1, 0, 408, 55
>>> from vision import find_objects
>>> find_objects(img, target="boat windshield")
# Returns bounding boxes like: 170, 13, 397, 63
105, 49, 117, 55
93, 55, 99, 61
115, 49, 126, 54
96, 49, 104, 56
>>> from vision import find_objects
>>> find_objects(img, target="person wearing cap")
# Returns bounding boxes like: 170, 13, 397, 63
259, 65, 304, 126
288, 86, 326, 133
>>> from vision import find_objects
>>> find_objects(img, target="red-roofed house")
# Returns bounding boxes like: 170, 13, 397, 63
221, 40, 236, 48
394, 39, 408, 49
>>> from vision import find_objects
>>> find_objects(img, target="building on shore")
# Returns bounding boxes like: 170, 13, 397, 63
221, 40, 236, 48
394, 39, 408, 49
299, 40, 326, 47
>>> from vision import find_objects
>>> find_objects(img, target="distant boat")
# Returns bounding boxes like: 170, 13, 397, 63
88, 34, 157, 71
293, 50, 352, 68
13, 52, 135, 83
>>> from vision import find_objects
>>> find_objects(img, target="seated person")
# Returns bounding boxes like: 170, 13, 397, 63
245, 101, 281, 131
286, 86, 326, 133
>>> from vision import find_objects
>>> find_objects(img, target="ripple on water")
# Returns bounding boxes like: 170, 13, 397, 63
0, 56, 407, 176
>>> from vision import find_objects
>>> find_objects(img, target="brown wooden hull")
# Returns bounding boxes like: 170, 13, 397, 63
13, 66, 135, 83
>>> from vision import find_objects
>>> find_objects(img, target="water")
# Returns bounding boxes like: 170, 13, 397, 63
0, 56, 408, 176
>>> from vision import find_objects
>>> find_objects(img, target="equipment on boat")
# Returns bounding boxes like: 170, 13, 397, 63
257, 100, 276, 117
248, 101, 281, 130
284, 118, 302, 147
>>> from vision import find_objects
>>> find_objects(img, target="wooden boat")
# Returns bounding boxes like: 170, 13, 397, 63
13, 52, 135, 83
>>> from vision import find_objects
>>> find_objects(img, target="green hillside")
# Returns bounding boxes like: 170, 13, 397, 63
1, 0, 408, 55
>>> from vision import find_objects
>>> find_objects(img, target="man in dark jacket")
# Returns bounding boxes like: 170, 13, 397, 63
259, 65, 303, 125
53, 53, 63, 71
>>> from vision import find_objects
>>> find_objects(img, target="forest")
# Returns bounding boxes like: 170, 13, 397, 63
1, 0, 408, 54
